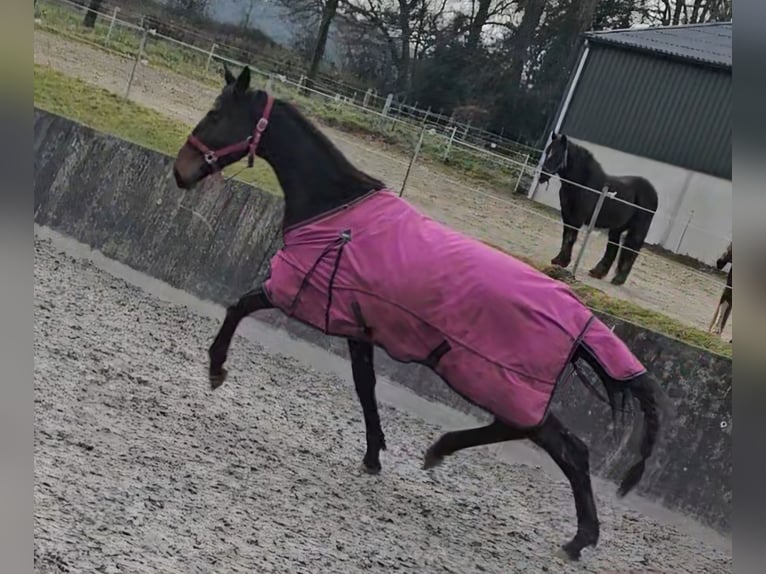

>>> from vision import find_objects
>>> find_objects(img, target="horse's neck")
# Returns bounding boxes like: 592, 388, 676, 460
265, 135, 377, 229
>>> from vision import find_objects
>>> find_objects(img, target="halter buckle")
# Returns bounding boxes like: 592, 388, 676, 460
204, 151, 217, 165
256, 118, 269, 132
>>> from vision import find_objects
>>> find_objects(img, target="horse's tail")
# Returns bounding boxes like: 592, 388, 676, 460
613, 374, 663, 498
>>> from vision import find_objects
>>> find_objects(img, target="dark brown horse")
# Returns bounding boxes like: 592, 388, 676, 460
172, 65, 665, 562
709, 242, 732, 337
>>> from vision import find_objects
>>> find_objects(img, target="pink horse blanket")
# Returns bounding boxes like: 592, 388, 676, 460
263, 190, 645, 428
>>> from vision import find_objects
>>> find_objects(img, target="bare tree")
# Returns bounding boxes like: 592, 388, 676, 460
647, 0, 732, 25
167, 0, 211, 19
465, 0, 516, 51
342, 0, 448, 95
238, 0, 259, 29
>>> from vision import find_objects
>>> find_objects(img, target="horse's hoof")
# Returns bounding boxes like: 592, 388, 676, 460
554, 546, 578, 562
209, 368, 228, 390
611, 275, 627, 286
361, 461, 381, 475
588, 267, 607, 279
422, 451, 444, 470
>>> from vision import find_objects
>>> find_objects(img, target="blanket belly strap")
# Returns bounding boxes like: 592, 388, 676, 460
286, 229, 352, 333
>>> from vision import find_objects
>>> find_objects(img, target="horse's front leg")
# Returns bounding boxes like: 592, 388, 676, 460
208, 286, 273, 389
348, 339, 386, 474
552, 224, 579, 268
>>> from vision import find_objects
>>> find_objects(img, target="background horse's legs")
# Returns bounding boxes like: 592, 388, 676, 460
589, 228, 624, 279
708, 302, 722, 333
422, 415, 599, 561
348, 339, 386, 474
208, 286, 273, 388
612, 209, 652, 285
422, 419, 527, 469
552, 226, 579, 268
530, 414, 599, 561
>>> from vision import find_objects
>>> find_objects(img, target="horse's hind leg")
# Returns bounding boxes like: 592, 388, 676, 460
531, 414, 599, 561
208, 286, 273, 389
716, 300, 731, 335
612, 207, 653, 285
422, 415, 599, 561
708, 302, 722, 333
348, 339, 386, 474
589, 228, 623, 279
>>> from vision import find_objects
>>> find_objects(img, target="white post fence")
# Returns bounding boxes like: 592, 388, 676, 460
105, 7, 120, 47
205, 42, 217, 74
512, 153, 531, 195
442, 126, 458, 161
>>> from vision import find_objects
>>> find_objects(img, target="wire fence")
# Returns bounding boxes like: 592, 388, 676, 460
33, 0, 733, 340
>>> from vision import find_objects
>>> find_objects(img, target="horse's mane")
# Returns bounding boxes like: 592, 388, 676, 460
568, 140, 607, 184
274, 95, 385, 190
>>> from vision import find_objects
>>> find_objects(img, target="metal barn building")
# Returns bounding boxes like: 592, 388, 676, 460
529, 22, 732, 265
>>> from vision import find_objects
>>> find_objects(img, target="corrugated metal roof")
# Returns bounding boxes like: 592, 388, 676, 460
585, 22, 731, 69
561, 45, 731, 179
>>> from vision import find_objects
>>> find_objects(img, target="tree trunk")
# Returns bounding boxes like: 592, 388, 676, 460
83, 0, 104, 28
396, 0, 412, 95
466, 0, 493, 52
672, 0, 685, 24
506, 0, 546, 98
307, 0, 340, 88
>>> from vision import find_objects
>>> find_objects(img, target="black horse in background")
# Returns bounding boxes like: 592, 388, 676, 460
539, 133, 659, 286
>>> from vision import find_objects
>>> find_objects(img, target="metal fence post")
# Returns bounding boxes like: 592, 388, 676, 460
399, 126, 426, 198
675, 209, 695, 253
363, 88, 372, 108
105, 7, 120, 47
443, 126, 458, 161
512, 153, 530, 195
205, 43, 217, 74
571, 184, 610, 277
382, 93, 393, 117
125, 27, 148, 99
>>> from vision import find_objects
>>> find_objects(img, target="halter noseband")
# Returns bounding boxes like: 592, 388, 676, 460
186, 92, 275, 171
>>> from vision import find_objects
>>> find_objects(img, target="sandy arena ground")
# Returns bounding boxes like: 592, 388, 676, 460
33, 30, 732, 342
34, 230, 731, 573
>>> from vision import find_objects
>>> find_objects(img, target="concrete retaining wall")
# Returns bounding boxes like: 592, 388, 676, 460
34, 109, 732, 534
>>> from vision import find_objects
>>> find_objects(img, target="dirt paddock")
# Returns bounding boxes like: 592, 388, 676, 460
33, 30, 732, 341
34, 231, 731, 573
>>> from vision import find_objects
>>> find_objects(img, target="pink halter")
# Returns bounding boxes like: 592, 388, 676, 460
186, 92, 275, 171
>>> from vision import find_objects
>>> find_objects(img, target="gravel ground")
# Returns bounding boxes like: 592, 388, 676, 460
33, 29, 732, 341
34, 235, 731, 574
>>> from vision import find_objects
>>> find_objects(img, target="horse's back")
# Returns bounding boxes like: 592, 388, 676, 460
607, 175, 659, 210
265, 190, 644, 427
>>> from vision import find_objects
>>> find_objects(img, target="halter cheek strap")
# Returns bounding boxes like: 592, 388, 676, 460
186, 92, 275, 171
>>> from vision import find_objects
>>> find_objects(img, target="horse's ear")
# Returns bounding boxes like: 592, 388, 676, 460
235, 66, 251, 93
560, 134, 568, 146
551, 132, 558, 141
223, 63, 236, 86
